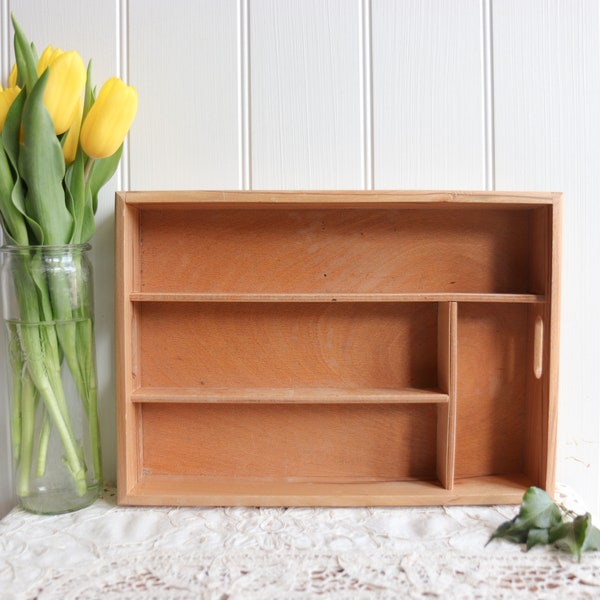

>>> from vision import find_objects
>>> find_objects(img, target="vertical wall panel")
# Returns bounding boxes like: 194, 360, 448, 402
493, 0, 600, 517
372, 0, 486, 188
128, 0, 240, 190
250, 0, 363, 189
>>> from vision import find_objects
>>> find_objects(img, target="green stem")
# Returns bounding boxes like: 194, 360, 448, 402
19, 322, 87, 495
11, 253, 88, 496
36, 405, 51, 478
83, 157, 94, 184
16, 369, 36, 497
46, 249, 102, 482
77, 318, 102, 481
7, 321, 23, 467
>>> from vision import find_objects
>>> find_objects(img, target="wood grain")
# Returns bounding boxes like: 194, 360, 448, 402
141, 403, 438, 481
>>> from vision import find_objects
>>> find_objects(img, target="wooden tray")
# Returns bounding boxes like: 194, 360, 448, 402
115, 190, 561, 506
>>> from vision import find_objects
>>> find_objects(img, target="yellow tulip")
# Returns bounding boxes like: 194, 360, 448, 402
62, 98, 83, 164
0, 85, 21, 132
37, 45, 64, 76
43, 50, 86, 135
80, 77, 137, 159
8, 64, 18, 87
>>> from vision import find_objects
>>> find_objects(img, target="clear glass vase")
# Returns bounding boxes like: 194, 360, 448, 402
0, 244, 102, 514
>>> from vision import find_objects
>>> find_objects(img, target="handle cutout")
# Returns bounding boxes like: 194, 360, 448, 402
533, 316, 544, 379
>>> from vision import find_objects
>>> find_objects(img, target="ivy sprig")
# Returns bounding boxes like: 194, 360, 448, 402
487, 486, 600, 561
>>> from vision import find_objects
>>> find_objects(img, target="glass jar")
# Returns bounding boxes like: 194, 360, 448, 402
1, 244, 102, 514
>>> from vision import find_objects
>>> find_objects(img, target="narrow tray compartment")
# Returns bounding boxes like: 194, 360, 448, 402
454, 303, 548, 482
140, 403, 438, 483
137, 301, 439, 392
136, 205, 549, 296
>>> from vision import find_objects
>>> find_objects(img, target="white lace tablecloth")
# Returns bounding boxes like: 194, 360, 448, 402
1, 483, 599, 599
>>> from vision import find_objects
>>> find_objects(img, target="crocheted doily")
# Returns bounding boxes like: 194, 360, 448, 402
0, 484, 598, 599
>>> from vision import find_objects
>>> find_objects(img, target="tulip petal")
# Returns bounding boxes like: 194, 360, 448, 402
62, 98, 83, 164
0, 86, 21, 132
43, 50, 86, 134
80, 77, 137, 159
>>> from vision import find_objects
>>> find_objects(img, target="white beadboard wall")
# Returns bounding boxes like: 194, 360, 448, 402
0, 0, 599, 519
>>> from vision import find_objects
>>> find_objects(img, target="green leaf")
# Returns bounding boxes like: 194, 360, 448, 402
512, 487, 563, 530
487, 487, 562, 546
584, 520, 600, 553
18, 69, 73, 244
87, 143, 123, 214
83, 61, 95, 118
1, 89, 42, 244
0, 145, 28, 245
488, 487, 600, 561
11, 14, 39, 92
526, 527, 550, 550
550, 514, 600, 562
64, 151, 86, 243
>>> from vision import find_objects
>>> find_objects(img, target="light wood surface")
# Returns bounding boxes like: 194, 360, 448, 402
115, 190, 561, 506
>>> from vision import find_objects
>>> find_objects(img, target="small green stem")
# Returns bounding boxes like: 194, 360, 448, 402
20, 323, 87, 495
77, 317, 102, 480
83, 157, 94, 184
47, 250, 102, 483
36, 406, 51, 478
7, 321, 24, 467
16, 370, 37, 497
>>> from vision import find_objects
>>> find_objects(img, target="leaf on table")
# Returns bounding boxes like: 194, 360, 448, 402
487, 486, 600, 561
526, 527, 550, 550
551, 513, 600, 562
487, 487, 562, 545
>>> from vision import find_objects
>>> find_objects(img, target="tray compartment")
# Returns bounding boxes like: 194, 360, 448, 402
455, 303, 531, 479
137, 207, 545, 295
140, 403, 438, 482
137, 301, 439, 391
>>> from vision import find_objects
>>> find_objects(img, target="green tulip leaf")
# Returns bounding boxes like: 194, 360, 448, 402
0, 146, 27, 245
83, 61, 95, 118
2, 88, 26, 169
87, 144, 123, 215
64, 150, 86, 243
18, 69, 73, 244
11, 13, 39, 91
80, 185, 96, 243
1, 89, 42, 244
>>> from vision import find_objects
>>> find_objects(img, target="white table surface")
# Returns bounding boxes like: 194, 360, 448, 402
1, 483, 599, 599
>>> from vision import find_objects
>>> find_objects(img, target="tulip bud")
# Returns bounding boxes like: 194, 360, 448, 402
0, 86, 21, 132
8, 64, 18, 88
38, 45, 64, 76
62, 98, 83, 164
43, 50, 86, 134
80, 77, 137, 159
